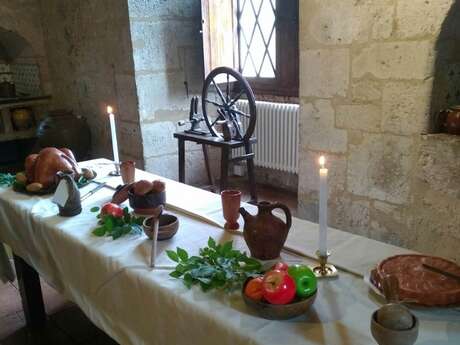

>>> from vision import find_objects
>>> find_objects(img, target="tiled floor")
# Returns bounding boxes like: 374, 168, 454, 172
0, 182, 297, 344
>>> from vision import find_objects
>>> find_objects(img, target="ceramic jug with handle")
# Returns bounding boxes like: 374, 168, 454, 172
239, 201, 292, 260
55, 171, 81, 217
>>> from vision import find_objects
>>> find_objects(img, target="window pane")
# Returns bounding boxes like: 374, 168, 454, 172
238, 0, 276, 78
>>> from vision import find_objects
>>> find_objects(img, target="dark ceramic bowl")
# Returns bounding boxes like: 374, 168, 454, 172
128, 189, 166, 210
370, 310, 419, 345
242, 279, 317, 320
142, 213, 179, 241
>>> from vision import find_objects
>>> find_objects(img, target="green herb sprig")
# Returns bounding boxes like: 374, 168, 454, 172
0, 173, 16, 187
90, 206, 144, 240
167, 237, 262, 292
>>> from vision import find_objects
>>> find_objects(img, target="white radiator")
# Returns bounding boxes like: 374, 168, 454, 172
235, 100, 299, 174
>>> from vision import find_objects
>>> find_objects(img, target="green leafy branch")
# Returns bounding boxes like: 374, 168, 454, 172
167, 237, 262, 292
0, 173, 16, 187
90, 207, 144, 240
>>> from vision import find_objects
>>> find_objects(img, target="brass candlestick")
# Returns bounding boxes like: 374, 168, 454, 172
109, 162, 121, 176
311, 250, 338, 278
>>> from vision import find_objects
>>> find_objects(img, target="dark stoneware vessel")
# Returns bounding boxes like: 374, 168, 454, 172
239, 201, 292, 260
37, 110, 91, 159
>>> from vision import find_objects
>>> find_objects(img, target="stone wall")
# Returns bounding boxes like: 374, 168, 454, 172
298, 0, 460, 262
128, 0, 216, 184
0, 0, 51, 95
39, 0, 143, 164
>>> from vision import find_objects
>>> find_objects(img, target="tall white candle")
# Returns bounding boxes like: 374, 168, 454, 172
107, 106, 119, 167
318, 156, 328, 256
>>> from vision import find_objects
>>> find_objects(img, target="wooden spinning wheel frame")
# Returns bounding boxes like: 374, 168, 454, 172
202, 67, 257, 141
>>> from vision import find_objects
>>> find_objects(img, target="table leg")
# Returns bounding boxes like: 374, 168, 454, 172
245, 142, 257, 203
178, 139, 185, 183
202, 144, 214, 188
220, 147, 229, 192
13, 254, 46, 329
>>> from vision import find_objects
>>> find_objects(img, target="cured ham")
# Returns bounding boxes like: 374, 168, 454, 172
371, 254, 460, 306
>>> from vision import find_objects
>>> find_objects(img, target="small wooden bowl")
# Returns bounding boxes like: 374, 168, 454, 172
128, 189, 166, 210
143, 213, 179, 241
242, 279, 317, 320
371, 310, 419, 345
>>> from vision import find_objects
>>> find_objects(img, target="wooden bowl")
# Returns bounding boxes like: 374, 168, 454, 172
143, 213, 179, 241
371, 310, 419, 345
128, 190, 165, 211
242, 279, 317, 320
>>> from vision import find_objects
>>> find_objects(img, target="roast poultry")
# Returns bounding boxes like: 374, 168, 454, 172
24, 147, 81, 189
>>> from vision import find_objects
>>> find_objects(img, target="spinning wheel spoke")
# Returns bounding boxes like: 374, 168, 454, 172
228, 89, 245, 107
204, 98, 224, 107
230, 109, 251, 118
210, 109, 226, 127
211, 78, 227, 105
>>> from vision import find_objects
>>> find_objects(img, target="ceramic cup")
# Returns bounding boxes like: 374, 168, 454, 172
221, 190, 241, 230
370, 309, 419, 345
120, 160, 136, 184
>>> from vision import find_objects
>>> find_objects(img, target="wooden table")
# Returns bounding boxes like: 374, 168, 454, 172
173, 131, 258, 202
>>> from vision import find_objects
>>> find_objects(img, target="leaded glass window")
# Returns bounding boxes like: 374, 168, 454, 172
237, 0, 276, 78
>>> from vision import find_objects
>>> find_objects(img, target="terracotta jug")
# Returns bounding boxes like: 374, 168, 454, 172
239, 202, 292, 260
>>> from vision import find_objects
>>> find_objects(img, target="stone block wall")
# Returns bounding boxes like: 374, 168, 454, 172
128, 0, 217, 184
298, 0, 460, 262
39, 0, 143, 164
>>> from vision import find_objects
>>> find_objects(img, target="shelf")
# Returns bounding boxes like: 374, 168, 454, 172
0, 95, 51, 110
0, 128, 37, 143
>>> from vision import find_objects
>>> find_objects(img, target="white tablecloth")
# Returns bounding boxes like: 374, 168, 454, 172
0, 159, 459, 345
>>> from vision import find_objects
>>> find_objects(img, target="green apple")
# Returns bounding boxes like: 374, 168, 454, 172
287, 264, 317, 298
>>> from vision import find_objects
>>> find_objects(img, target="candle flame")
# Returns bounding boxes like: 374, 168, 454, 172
107, 105, 113, 114
319, 156, 326, 168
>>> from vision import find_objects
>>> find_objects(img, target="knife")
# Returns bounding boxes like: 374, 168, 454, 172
80, 182, 107, 201
422, 263, 460, 282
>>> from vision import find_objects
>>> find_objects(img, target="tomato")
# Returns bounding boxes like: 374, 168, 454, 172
262, 270, 296, 305
100, 203, 124, 218
244, 277, 264, 301
271, 262, 289, 271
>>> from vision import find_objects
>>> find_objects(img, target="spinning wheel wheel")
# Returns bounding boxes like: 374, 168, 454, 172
202, 67, 256, 141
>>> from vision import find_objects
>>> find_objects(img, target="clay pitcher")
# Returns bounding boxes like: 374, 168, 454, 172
55, 171, 81, 217
239, 202, 292, 260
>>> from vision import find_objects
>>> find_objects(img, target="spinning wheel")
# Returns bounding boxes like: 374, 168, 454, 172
202, 67, 256, 141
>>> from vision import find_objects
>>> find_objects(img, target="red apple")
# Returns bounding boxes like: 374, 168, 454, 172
262, 270, 296, 305
101, 203, 124, 218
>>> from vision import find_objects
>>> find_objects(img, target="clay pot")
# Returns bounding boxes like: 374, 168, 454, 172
37, 110, 91, 159
371, 309, 419, 345
120, 161, 136, 184
239, 201, 292, 260
442, 106, 460, 135
221, 190, 241, 230
11, 108, 33, 130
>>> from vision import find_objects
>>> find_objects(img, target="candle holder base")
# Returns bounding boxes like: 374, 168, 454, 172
311, 250, 338, 278
109, 164, 121, 176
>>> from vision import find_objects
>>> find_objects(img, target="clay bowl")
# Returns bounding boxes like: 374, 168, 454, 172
370, 310, 419, 345
143, 213, 179, 241
242, 279, 317, 320
128, 189, 166, 212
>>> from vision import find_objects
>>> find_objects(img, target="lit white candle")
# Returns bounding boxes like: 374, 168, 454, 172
318, 156, 328, 256
107, 106, 120, 169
